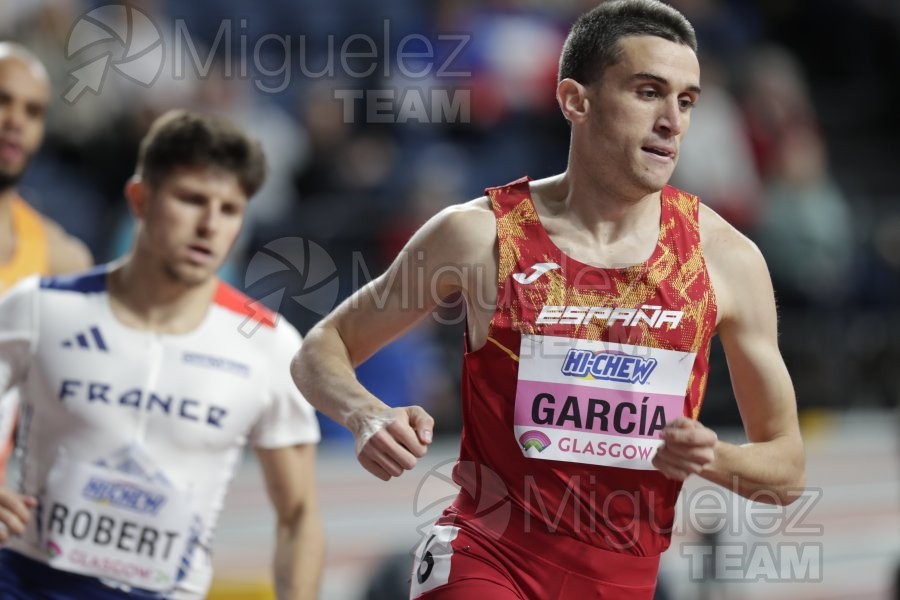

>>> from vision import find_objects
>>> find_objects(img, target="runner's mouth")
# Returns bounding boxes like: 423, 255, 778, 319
641, 146, 675, 158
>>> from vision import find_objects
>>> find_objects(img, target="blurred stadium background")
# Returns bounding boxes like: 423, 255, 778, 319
3, 0, 899, 598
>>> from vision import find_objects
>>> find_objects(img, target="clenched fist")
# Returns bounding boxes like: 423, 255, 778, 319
350, 406, 435, 481
652, 418, 718, 481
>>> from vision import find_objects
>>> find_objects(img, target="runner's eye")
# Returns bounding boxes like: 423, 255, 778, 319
220, 203, 242, 216
177, 193, 206, 206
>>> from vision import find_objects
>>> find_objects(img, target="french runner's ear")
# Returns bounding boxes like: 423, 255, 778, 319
406, 406, 435, 444
124, 175, 149, 220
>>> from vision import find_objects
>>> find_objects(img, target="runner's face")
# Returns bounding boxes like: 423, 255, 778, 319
0, 58, 49, 189
585, 35, 700, 195
141, 166, 247, 286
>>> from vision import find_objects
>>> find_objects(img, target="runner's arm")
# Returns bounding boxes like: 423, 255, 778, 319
0, 277, 37, 397
291, 201, 495, 480
661, 207, 805, 504
0, 277, 40, 534
257, 443, 323, 600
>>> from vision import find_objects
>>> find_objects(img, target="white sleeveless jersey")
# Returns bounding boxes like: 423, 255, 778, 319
0, 269, 320, 598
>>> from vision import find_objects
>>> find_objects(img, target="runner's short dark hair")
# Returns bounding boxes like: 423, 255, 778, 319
137, 109, 266, 197
559, 0, 697, 85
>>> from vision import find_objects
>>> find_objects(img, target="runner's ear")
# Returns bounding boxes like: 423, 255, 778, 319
124, 175, 148, 220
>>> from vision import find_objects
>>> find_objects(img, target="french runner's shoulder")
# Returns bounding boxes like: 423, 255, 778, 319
0, 274, 41, 333
212, 282, 277, 330
209, 281, 301, 358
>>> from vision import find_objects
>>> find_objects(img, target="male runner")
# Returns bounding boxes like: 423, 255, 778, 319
0, 42, 93, 484
292, 1, 805, 598
0, 110, 322, 599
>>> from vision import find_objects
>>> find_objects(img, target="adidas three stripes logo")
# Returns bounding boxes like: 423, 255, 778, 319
61, 326, 109, 352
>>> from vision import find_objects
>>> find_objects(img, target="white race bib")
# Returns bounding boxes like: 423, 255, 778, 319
514, 334, 696, 470
40, 453, 194, 592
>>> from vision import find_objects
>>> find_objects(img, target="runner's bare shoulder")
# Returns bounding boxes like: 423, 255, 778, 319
698, 202, 770, 324
424, 196, 496, 263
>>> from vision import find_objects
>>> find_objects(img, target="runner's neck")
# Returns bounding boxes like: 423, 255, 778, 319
107, 257, 217, 335
530, 172, 662, 251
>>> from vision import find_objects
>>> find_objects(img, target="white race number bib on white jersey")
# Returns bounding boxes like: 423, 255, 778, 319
41, 453, 194, 592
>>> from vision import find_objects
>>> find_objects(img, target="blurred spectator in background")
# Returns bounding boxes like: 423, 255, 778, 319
16, 0, 122, 148
735, 46, 857, 412
754, 122, 855, 307
189, 58, 309, 241
738, 46, 856, 308
669, 57, 761, 231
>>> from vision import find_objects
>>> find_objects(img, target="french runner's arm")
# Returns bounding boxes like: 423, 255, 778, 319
291, 200, 495, 480
255, 323, 323, 598
257, 444, 323, 600
0, 277, 40, 539
653, 205, 805, 505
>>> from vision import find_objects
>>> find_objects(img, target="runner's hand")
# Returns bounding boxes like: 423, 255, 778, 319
0, 489, 36, 543
351, 406, 434, 481
652, 418, 717, 481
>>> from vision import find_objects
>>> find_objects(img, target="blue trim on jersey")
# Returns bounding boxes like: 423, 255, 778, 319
40, 266, 109, 294
0, 550, 168, 599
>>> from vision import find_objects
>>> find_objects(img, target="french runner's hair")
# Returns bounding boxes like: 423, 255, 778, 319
136, 109, 267, 198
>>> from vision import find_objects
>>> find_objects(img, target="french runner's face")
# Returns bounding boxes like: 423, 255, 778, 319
0, 57, 49, 185
585, 35, 700, 194
144, 166, 247, 285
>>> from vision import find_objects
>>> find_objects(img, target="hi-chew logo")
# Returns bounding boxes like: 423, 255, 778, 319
81, 477, 167, 516
561, 349, 658, 385
518, 430, 551, 453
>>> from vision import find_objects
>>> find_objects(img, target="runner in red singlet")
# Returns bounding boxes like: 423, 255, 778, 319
291, 1, 806, 598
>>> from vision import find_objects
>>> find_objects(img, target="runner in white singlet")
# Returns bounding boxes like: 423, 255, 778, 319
0, 110, 323, 600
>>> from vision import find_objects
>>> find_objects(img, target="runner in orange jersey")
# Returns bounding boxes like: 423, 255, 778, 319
0, 43, 92, 484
